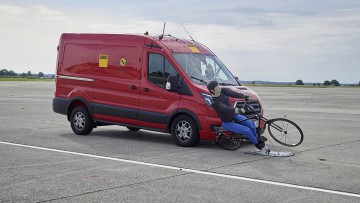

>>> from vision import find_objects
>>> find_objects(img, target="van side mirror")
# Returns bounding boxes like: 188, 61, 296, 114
166, 75, 180, 92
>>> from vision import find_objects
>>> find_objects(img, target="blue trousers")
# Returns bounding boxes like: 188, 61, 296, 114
221, 115, 258, 145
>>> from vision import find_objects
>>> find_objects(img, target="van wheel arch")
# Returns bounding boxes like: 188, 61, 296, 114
167, 109, 202, 133
66, 97, 92, 121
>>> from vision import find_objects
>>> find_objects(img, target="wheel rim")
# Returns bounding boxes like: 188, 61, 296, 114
73, 112, 86, 131
217, 133, 242, 150
268, 119, 303, 147
175, 120, 192, 142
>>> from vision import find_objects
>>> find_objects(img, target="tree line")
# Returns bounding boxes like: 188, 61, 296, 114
0, 69, 48, 78
296, 79, 359, 86
2, 68, 359, 86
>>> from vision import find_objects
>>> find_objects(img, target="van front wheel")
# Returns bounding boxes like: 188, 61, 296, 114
70, 106, 93, 135
171, 115, 200, 147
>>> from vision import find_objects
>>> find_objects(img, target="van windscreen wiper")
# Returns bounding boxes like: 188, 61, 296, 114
190, 77, 207, 84
219, 82, 236, 86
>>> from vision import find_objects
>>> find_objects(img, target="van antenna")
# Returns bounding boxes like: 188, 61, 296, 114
180, 23, 195, 41
160, 22, 166, 39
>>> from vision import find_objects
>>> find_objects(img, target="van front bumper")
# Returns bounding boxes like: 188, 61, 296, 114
197, 114, 265, 141
197, 114, 221, 141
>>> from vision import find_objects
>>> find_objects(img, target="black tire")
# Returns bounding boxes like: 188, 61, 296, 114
216, 132, 242, 151
267, 118, 303, 147
171, 115, 200, 147
127, 127, 140, 131
70, 106, 93, 135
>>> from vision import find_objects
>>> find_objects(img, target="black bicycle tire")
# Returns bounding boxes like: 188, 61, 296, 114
217, 133, 242, 151
267, 118, 303, 147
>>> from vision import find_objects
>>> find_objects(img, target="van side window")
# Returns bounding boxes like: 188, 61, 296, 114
148, 53, 178, 88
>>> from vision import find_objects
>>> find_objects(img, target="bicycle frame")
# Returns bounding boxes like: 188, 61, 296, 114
216, 99, 303, 150
239, 100, 285, 138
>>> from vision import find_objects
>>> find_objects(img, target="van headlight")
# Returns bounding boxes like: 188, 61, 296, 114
201, 93, 213, 107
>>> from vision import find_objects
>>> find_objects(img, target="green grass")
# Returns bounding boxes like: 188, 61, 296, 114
0, 77, 54, 82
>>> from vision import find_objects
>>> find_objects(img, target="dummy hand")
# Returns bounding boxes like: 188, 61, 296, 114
235, 108, 246, 114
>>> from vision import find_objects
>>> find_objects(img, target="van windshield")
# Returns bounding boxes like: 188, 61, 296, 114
172, 53, 238, 86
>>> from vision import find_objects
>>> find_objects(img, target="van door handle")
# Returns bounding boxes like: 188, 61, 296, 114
142, 88, 150, 92
129, 85, 137, 90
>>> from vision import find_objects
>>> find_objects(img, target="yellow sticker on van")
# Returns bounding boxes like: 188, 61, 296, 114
120, 58, 127, 66
99, 54, 108, 68
187, 44, 200, 53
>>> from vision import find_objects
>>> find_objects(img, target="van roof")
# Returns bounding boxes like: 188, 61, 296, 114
60, 33, 214, 55
154, 36, 214, 55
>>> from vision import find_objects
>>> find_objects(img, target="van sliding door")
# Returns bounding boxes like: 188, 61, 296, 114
92, 45, 141, 125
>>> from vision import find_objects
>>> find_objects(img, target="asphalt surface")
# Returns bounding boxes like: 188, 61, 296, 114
0, 81, 359, 202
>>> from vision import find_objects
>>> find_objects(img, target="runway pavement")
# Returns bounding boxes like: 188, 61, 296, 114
0, 81, 359, 202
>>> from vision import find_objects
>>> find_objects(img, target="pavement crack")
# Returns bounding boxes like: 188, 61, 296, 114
35, 173, 192, 203
298, 140, 360, 153
204, 156, 273, 171
314, 159, 360, 166
201, 140, 360, 171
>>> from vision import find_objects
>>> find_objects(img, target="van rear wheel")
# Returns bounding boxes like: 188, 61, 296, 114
70, 106, 93, 135
171, 115, 200, 147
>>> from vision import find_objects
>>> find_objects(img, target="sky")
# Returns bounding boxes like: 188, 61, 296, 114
0, 0, 359, 83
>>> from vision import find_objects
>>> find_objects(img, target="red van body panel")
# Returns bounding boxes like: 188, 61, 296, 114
53, 33, 263, 143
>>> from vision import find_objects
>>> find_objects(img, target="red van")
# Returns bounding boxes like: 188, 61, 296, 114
53, 33, 263, 147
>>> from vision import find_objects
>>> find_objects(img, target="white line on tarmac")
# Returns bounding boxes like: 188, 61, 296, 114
1, 141, 359, 198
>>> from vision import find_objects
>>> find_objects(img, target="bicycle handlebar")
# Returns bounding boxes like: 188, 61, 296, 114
242, 99, 257, 114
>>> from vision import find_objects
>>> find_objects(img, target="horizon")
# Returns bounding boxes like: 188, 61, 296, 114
0, 0, 359, 83
1, 70, 357, 85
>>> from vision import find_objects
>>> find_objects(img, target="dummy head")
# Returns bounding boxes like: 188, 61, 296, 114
207, 81, 221, 97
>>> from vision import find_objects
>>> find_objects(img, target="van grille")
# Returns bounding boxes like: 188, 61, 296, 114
234, 101, 262, 116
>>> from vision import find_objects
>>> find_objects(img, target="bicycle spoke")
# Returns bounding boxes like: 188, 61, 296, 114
286, 121, 289, 131
278, 133, 285, 142
286, 129, 299, 133
286, 134, 294, 145
287, 125, 296, 133
287, 129, 300, 144
282, 121, 285, 131
281, 121, 296, 144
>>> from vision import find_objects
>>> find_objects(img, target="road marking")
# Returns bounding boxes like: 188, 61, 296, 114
1, 141, 359, 198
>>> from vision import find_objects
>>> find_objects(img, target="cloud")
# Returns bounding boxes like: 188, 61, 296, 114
31, 5, 66, 17
0, 4, 27, 14
0, 1, 359, 83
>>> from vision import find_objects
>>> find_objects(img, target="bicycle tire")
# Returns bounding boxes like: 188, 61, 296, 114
216, 132, 242, 151
267, 118, 303, 147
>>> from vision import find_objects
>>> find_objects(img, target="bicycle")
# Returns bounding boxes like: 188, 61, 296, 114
215, 99, 304, 151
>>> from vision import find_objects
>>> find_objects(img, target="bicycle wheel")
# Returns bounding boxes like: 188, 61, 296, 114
267, 118, 303, 147
216, 132, 242, 151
